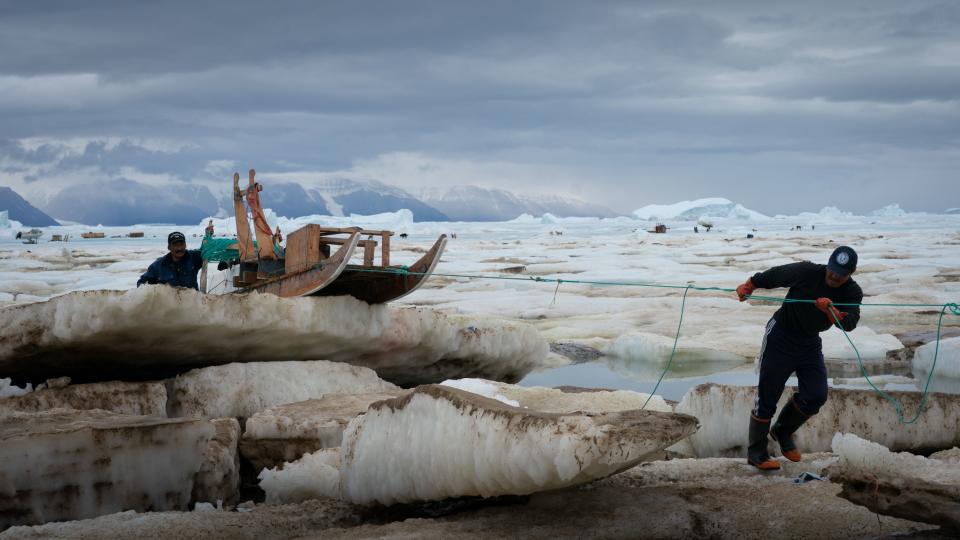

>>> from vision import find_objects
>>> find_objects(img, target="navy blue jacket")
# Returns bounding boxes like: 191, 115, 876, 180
137, 250, 205, 290
751, 261, 863, 337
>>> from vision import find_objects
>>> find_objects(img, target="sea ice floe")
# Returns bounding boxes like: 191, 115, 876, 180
240, 392, 403, 472
0, 409, 214, 528
259, 384, 698, 505
192, 418, 241, 507
0, 380, 167, 416
820, 325, 903, 360
828, 433, 960, 529
671, 383, 960, 458
0, 287, 548, 386
0, 499, 359, 540
913, 336, 960, 379
167, 360, 399, 419
440, 377, 672, 413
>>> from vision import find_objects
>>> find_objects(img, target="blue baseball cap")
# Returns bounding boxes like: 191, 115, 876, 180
827, 246, 857, 277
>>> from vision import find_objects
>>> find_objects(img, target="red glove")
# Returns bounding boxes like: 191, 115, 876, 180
815, 297, 847, 324
736, 278, 756, 301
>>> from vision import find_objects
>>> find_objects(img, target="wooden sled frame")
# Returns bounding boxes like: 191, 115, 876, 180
222, 169, 447, 303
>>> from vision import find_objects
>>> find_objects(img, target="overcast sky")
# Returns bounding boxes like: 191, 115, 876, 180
1, 0, 958, 214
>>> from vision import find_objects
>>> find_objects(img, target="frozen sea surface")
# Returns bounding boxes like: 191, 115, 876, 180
1, 210, 958, 397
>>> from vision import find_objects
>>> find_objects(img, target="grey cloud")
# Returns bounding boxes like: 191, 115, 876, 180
0, 1, 958, 215
880, 3, 960, 39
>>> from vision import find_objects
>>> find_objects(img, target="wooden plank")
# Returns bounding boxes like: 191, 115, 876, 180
363, 242, 375, 266
313, 226, 362, 235
381, 233, 390, 267
285, 224, 323, 273
319, 238, 378, 248
240, 232, 360, 297
313, 226, 395, 237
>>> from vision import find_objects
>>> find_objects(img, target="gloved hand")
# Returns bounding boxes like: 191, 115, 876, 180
815, 297, 846, 323
736, 278, 756, 301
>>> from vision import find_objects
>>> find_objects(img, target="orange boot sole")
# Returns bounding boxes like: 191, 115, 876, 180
748, 458, 781, 470
781, 449, 802, 462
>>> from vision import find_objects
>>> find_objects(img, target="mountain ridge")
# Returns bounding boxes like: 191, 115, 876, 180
0, 186, 60, 226
29, 177, 621, 225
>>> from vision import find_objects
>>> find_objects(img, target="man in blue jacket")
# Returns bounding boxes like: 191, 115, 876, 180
137, 231, 205, 290
735, 246, 863, 470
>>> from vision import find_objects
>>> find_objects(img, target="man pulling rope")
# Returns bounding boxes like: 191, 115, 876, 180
736, 246, 862, 470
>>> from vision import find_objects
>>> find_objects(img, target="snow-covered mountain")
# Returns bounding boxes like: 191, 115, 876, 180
310, 178, 448, 221
632, 198, 769, 221
43, 179, 219, 226
229, 178, 449, 222
0, 186, 59, 226
418, 185, 620, 221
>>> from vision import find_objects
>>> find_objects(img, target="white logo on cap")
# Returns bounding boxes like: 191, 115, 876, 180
836, 252, 849, 265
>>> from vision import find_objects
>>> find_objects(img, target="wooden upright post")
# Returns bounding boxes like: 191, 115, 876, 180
381, 233, 390, 267
233, 172, 256, 261
246, 169, 277, 261
363, 241, 375, 266
199, 261, 208, 293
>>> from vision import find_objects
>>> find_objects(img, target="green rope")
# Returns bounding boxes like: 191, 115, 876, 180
641, 285, 692, 410
832, 303, 959, 424
347, 266, 958, 421
348, 267, 957, 308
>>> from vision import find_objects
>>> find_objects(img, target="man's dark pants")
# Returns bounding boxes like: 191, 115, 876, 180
752, 318, 828, 419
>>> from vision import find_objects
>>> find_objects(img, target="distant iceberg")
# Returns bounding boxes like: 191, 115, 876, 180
632, 197, 769, 221
815, 206, 855, 218
870, 204, 907, 218
0, 211, 25, 239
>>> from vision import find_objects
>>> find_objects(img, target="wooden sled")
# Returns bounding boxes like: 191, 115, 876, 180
226, 169, 446, 303
237, 231, 361, 298
312, 233, 447, 304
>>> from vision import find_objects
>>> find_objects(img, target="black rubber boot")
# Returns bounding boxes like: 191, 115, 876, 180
747, 416, 780, 470
770, 399, 810, 462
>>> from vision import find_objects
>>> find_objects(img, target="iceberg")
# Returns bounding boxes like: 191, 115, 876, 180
870, 204, 908, 218
632, 198, 769, 221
